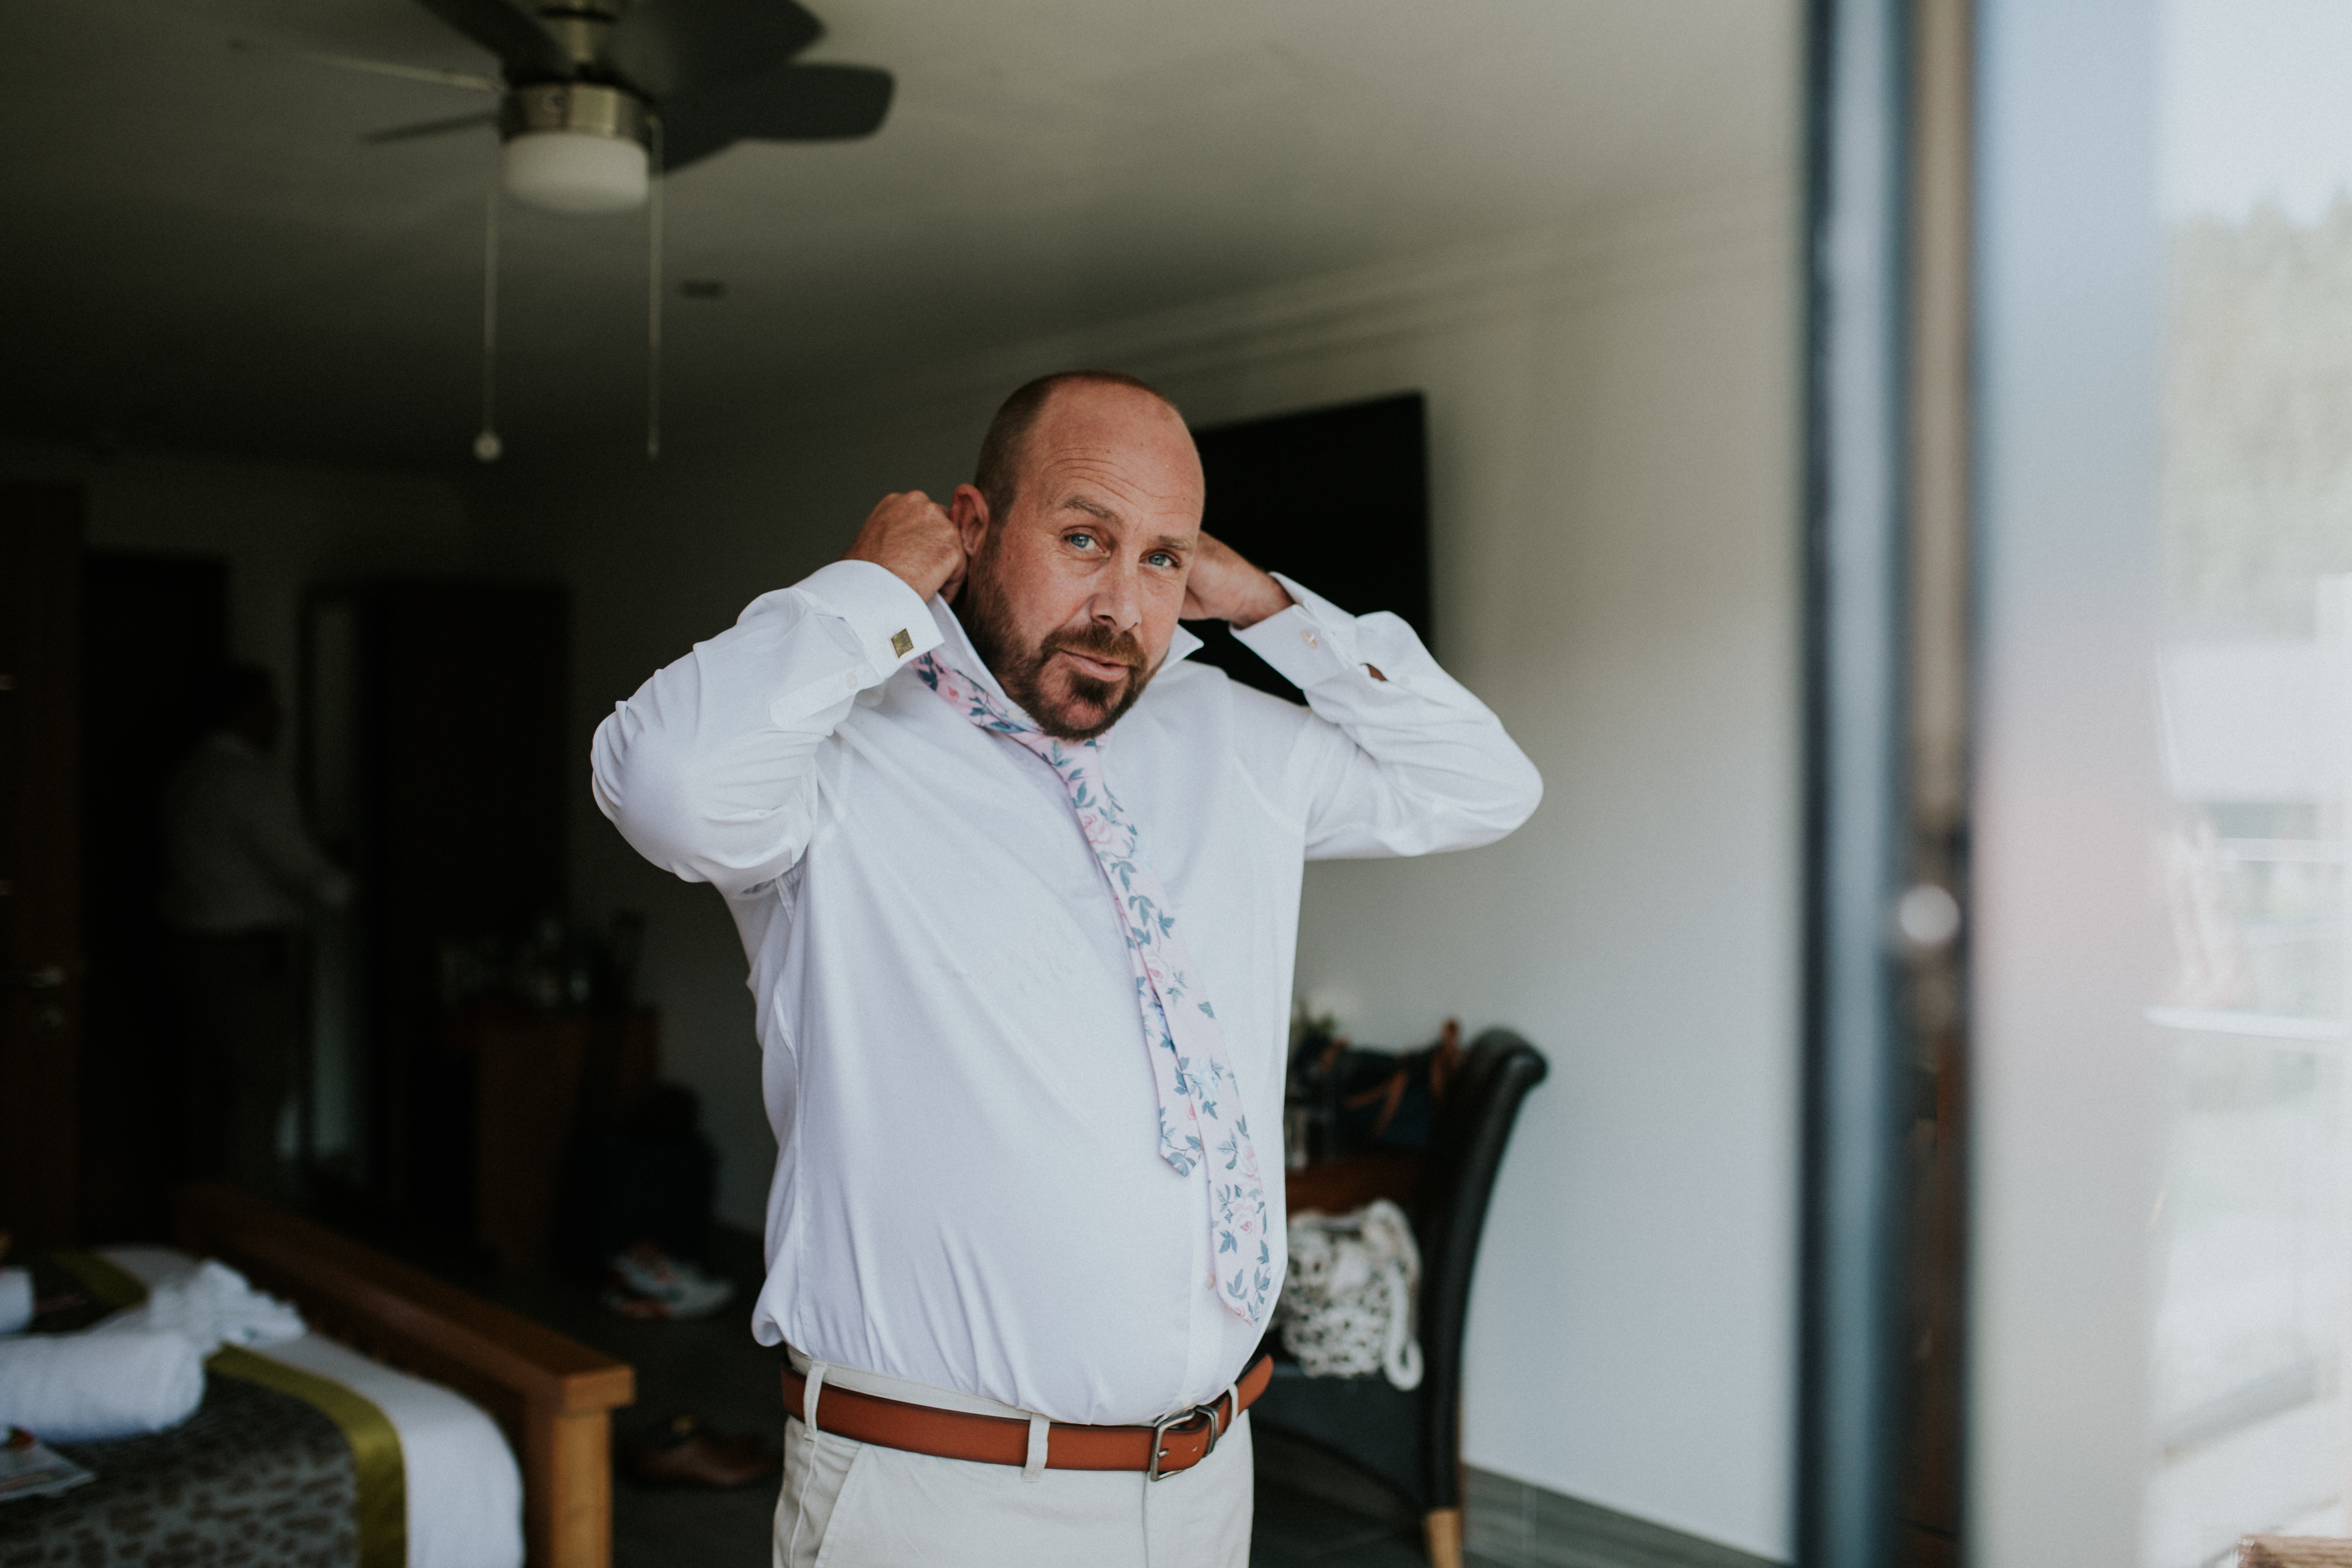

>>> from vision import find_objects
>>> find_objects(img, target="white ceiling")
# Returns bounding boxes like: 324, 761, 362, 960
0, 0, 1790, 471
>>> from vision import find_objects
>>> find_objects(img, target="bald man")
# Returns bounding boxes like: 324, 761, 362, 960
593, 371, 1540, 1567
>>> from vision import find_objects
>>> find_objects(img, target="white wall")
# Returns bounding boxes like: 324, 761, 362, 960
477, 182, 1800, 1557
1257, 207, 1802, 1558
0, 444, 477, 714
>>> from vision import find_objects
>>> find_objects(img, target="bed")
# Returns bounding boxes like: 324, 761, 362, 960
2, 1183, 633, 1568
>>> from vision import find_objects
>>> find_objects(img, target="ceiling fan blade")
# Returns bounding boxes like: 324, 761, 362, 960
605, 0, 824, 102
229, 39, 500, 92
411, 0, 567, 79
362, 110, 502, 144
659, 61, 893, 170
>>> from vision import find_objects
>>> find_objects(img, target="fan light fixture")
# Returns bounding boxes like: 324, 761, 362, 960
241, 0, 896, 460
499, 82, 650, 214
503, 133, 646, 213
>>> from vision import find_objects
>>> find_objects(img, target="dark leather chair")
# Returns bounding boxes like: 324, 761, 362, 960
1254, 1027, 1549, 1568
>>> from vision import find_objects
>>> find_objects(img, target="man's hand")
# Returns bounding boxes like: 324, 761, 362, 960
1182, 532, 1292, 628
846, 491, 968, 602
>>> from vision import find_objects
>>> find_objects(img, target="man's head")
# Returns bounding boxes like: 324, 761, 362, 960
951, 372, 1204, 742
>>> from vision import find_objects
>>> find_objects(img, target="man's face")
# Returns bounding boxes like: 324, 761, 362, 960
954, 386, 1205, 741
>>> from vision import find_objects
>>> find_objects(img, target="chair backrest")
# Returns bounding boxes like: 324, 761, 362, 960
1410, 1028, 1549, 1418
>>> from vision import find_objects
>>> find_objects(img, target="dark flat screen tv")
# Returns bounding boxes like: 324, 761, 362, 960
1185, 391, 1430, 701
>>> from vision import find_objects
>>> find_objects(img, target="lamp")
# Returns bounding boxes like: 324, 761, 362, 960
498, 83, 650, 215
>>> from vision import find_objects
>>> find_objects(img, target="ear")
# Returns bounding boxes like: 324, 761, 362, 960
951, 484, 990, 557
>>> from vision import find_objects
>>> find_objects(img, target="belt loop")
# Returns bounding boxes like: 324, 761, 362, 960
802, 1363, 829, 1434
1022, 1413, 1050, 1482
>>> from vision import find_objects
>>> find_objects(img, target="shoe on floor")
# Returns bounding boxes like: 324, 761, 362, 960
618, 1415, 781, 1489
604, 1244, 734, 1320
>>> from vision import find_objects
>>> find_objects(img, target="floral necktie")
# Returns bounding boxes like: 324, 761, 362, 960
915, 652, 1274, 1327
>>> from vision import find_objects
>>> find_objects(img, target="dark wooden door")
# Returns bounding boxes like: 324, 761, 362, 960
382, 582, 569, 1228
306, 581, 569, 1225
80, 553, 229, 1240
0, 485, 85, 1246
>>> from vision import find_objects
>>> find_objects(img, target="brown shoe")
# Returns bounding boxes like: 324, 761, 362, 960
619, 1415, 783, 1489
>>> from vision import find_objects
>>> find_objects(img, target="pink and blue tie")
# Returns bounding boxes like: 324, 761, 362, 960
915, 652, 1275, 1327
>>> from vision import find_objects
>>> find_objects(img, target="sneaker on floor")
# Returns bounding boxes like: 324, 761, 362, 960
604, 1245, 734, 1320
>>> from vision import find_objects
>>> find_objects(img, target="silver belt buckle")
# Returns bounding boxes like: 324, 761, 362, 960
1147, 1395, 1226, 1482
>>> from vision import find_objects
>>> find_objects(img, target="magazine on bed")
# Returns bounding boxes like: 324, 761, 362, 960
0, 1427, 95, 1502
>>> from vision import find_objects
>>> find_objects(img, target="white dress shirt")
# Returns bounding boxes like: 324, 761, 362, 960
158, 732, 353, 935
592, 560, 1539, 1425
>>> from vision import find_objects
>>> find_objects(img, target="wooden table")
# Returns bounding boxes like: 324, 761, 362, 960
442, 1003, 661, 1273
1285, 1150, 1426, 1217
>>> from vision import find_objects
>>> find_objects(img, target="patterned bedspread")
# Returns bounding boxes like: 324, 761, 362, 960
0, 1251, 383, 1568
0, 1370, 359, 1566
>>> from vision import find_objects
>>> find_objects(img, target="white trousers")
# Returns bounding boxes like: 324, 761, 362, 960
771, 1359, 1253, 1568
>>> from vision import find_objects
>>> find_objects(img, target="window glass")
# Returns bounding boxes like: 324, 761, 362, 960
2148, 4, 2352, 1558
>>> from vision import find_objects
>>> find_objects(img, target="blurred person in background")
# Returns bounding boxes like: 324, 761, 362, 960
159, 664, 351, 1196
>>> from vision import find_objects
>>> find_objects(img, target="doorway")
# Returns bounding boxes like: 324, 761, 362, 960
77, 551, 229, 1241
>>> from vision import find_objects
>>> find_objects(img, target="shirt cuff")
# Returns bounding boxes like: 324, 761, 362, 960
796, 560, 944, 679
1231, 571, 1362, 690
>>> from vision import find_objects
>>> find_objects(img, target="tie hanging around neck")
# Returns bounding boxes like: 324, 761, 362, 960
913, 652, 1274, 1327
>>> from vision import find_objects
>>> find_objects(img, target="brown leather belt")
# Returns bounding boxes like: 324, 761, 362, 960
781, 1354, 1273, 1481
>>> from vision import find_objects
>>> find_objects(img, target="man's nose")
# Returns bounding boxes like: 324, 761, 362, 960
1090, 561, 1143, 630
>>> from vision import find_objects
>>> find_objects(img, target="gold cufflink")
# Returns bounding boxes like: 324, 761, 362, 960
891, 629, 913, 657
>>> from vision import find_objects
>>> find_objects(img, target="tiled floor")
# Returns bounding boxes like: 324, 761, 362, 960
1248, 1480, 1436, 1566
449, 1234, 1501, 1567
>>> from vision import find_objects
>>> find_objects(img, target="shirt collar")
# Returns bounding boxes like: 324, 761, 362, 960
927, 594, 1014, 706
924, 596, 1204, 711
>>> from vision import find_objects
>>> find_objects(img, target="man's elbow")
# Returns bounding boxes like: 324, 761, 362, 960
1493, 751, 1543, 837
590, 712, 714, 886
1455, 754, 1543, 849
589, 710, 801, 892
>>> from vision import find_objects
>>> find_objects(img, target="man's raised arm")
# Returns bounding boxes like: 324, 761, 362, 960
590, 493, 959, 895
1236, 572, 1543, 859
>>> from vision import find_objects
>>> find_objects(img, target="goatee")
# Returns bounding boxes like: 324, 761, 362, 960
960, 570, 1155, 742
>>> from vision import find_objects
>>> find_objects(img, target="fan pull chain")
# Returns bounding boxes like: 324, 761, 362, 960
474, 160, 503, 463
646, 115, 664, 461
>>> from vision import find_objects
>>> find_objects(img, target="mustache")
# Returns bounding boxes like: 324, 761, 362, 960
1043, 626, 1146, 671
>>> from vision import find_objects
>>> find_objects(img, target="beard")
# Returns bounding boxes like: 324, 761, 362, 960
960, 567, 1156, 742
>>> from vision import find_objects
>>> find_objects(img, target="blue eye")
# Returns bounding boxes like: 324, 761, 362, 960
1068, 532, 1096, 550
1147, 552, 1175, 568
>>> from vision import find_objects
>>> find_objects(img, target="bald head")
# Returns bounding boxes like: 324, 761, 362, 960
975, 371, 1185, 525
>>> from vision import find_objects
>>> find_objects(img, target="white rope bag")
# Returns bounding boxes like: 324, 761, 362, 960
1277, 1198, 1424, 1390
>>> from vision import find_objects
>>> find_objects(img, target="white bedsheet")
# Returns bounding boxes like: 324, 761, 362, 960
103, 1247, 525, 1568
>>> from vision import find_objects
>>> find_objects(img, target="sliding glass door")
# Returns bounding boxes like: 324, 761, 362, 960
1821, 2, 2352, 1562
1816, 0, 2352, 1561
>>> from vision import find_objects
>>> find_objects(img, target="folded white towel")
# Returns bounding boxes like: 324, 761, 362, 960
0, 1330, 204, 1443
90, 1259, 304, 1356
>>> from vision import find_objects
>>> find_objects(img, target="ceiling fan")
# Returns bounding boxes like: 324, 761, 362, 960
258, 0, 893, 214
240, 0, 894, 460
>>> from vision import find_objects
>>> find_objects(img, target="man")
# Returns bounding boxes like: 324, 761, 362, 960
593, 372, 1540, 1566
159, 665, 352, 1195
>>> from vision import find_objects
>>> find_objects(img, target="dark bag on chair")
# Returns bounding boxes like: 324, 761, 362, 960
1299, 1019, 1463, 1156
